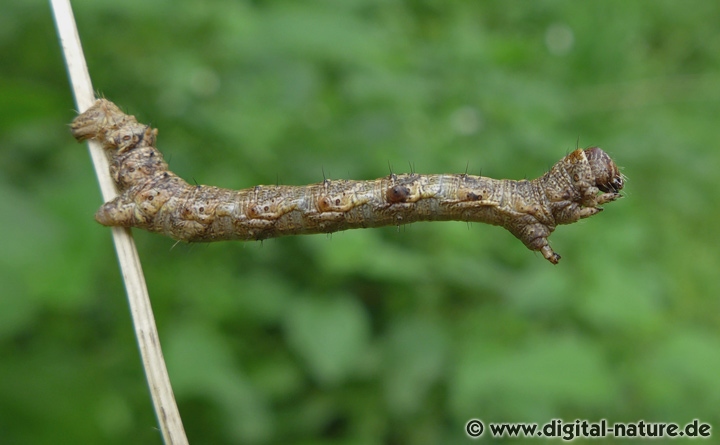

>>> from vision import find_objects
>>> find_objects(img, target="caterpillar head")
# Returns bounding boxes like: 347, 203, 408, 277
584, 147, 624, 193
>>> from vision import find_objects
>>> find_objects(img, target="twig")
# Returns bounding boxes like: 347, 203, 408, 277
50, 1, 188, 443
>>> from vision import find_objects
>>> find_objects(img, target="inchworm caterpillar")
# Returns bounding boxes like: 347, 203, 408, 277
72, 99, 624, 264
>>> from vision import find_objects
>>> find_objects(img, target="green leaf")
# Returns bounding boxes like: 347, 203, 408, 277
284, 294, 371, 385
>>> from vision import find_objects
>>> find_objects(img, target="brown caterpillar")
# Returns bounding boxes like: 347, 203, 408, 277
71, 99, 624, 264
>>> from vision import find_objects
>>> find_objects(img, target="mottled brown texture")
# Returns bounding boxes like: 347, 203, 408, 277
72, 99, 624, 264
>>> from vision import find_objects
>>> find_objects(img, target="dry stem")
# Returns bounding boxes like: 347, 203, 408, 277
50, 0, 188, 443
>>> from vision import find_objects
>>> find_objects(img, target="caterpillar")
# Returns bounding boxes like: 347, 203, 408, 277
71, 99, 624, 264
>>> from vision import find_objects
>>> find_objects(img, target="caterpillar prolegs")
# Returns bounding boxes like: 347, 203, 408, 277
71, 99, 624, 264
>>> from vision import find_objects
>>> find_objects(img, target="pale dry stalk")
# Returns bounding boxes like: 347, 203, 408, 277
50, 0, 188, 443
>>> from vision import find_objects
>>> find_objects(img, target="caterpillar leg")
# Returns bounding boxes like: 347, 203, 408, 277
540, 245, 561, 265
95, 196, 136, 227
594, 192, 623, 206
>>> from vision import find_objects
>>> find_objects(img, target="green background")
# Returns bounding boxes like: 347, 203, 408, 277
2, 1, 719, 444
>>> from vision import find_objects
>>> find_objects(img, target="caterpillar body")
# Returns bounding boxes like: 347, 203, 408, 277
72, 99, 624, 264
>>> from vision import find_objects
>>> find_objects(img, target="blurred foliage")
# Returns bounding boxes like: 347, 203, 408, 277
2, 0, 720, 444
